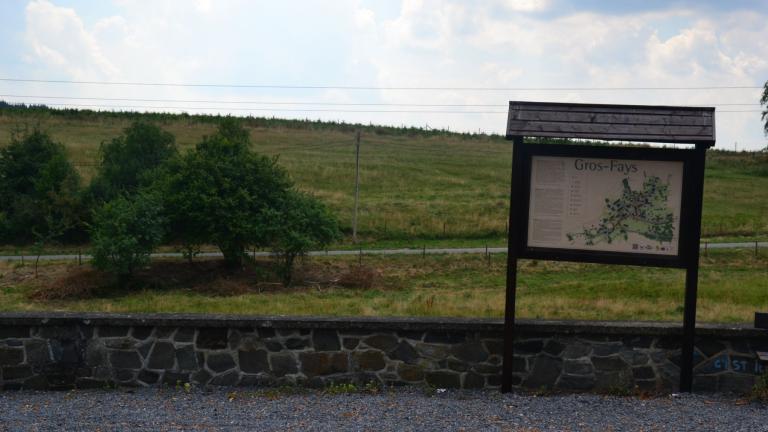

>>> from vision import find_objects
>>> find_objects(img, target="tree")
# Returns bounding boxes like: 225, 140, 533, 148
89, 121, 176, 202
0, 129, 83, 245
90, 192, 166, 281
761, 80, 768, 139
160, 120, 293, 266
268, 191, 341, 286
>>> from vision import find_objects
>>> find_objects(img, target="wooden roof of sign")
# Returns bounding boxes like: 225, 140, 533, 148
506, 101, 715, 147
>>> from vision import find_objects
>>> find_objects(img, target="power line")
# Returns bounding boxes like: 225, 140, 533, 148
0, 94, 761, 108
2, 102, 761, 114
0, 77, 762, 91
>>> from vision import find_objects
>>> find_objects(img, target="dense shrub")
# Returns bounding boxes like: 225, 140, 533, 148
268, 191, 341, 285
0, 129, 83, 244
159, 119, 340, 273
89, 121, 176, 202
90, 192, 166, 280
159, 120, 294, 266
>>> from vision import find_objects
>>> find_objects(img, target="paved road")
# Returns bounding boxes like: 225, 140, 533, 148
0, 242, 765, 262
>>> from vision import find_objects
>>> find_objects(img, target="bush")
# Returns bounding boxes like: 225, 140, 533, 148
0, 129, 83, 244
90, 192, 166, 280
160, 120, 294, 266
89, 121, 176, 202
269, 191, 341, 286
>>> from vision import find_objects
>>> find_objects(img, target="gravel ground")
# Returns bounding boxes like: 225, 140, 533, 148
0, 388, 766, 432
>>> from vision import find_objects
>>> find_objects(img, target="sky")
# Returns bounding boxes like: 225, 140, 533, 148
0, 0, 767, 149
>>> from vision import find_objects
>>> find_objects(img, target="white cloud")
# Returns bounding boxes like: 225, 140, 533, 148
25, 0, 119, 79
499, 0, 550, 12
13, 0, 768, 149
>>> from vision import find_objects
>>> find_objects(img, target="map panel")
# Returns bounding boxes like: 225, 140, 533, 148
527, 156, 684, 256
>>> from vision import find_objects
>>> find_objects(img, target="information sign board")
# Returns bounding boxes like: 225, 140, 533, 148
527, 155, 683, 256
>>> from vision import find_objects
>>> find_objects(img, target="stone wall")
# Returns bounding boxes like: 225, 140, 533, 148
0, 313, 765, 393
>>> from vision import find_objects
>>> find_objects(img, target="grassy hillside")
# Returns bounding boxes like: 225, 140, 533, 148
1, 107, 766, 244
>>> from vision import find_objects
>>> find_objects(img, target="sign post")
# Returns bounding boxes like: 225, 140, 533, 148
502, 102, 715, 393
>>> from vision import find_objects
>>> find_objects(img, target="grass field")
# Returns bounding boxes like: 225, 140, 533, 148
1, 108, 766, 246
1, 249, 765, 323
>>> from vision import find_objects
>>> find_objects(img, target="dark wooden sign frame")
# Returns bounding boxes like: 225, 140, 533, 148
502, 101, 715, 393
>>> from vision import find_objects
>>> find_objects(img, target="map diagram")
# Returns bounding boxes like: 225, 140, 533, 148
566, 175, 674, 246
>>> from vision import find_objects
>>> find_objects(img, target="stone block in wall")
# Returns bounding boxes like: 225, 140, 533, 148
258, 327, 276, 338
147, 342, 176, 369
464, 371, 485, 389
285, 338, 309, 350
0, 326, 30, 339
619, 350, 650, 367
3, 365, 33, 380
206, 352, 236, 373
138, 370, 160, 385
239, 350, 269, 374
543, 340, 565, 356
522, 355, 562, 388
362, 334, 398, 352
270, 352, 298, 377
563, 359, 593, 375
415, 343, 449, 360
313, 330, 341, 351
210, 371, 239, 386
0, 347, 24, 366
632, 366, 656, 381
109, 350, 142, 369
514, 340, 544, 355
451, 341, 488, 363
132, 326, 154, 340
592, 356, 629, 372
191, 369, 212, 385
595, 370, 633, 391
352, 350, 386, 371
25, 340, 51, 365
176, 346, 199, 371
196, 328, 227, 349
265, 341, 283, 352
300, 352, 348, 377
37, 326, 79, 340
483, 339, 503, 356
104, 337, 137, 350
390, 341, 419, 365
718, 373, 755, 394
154, 327, 176, 339
592, 343, 623, 357
163, 371, 190, 386
695, 339, 726, 357
562, 342, 591, 359
173, 328, 195, 343
557, 374, 595, 391
342, 338, 359, 350
397, 363, 424, 382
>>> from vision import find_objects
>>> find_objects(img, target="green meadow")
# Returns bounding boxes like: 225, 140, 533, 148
1, 108, 766, 246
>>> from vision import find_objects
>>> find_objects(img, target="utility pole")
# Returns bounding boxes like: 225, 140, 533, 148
352, 130, 361, 243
